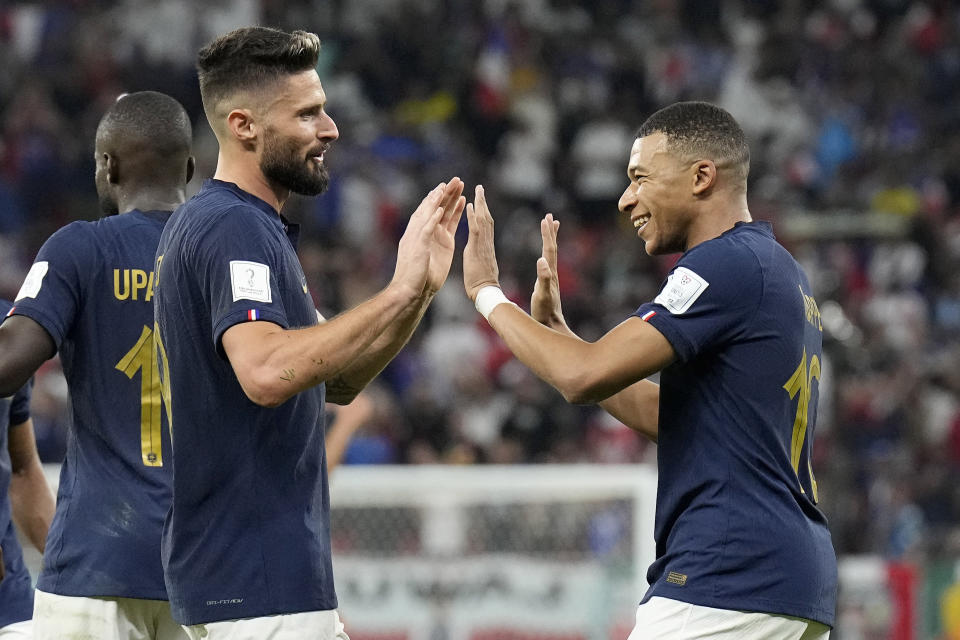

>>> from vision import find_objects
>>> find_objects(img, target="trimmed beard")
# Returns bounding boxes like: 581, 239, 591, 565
260, 132, 330, 196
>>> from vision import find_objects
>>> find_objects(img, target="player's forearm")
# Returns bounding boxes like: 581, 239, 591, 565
324, 424, 353, 471
10, 462, 54, 552
545, 315, 577, 338
533, 310, 660, 439
0, 320, 54, 396
237, 284, 420, 407
326, 293, 432, 404
599, 380, 660, 443
0, 336, 32, 396
486, 305, 627, 404
325, 413, 365, 470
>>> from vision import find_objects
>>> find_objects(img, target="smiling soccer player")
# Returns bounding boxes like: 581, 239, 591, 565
463, 101, 837, 639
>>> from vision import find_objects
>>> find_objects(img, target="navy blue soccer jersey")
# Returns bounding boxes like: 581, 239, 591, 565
8, 210, 173, 600
0, 299, 35, 628
154, 179, 335, 625
634, 221, 837, 627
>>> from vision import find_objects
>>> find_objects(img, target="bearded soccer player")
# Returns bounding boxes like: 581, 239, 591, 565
462, 102, 837, 639
0, 300, 54, 640
153, 27, 464, 639
0, 91, 194, 640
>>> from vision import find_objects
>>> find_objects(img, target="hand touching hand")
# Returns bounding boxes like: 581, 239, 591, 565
424, 178, 465, 295
531, 213, 566, 330
392, 180, 464, 300
463, 185, 502, 302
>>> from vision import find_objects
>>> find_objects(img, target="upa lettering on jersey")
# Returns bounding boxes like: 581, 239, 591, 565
230, 261, 272, 303
113, 268, 156, 301
15, 261, 49, 300
654, 266, 709, 315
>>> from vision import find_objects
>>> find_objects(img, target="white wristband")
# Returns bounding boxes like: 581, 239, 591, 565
474, 286, 514, 321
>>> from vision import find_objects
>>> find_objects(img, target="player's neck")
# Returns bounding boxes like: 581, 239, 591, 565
214, 152, 286, 214
118, 187, 186, 215
685, 194, 752, 251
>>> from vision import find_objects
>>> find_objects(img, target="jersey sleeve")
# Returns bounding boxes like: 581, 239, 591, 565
7, 378, 33, 425
191, 206, 290, 350
635, 240, 763, 364
10, 222, 92, 349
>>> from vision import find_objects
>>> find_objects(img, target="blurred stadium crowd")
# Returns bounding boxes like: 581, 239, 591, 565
1, 0, 959, 567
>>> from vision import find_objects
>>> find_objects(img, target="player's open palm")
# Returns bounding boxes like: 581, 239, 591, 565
424, 178, 466, 294
531, 213, 564, 328
463, 185, 501, 301
392, 183, 448, 298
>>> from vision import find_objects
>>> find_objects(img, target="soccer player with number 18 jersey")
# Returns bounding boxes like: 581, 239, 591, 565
0, 91, 194, 640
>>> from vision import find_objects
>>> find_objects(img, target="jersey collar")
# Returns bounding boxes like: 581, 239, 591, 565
130, 209, 174, 223
205, 180, 301, 249
206, 178, 282, 218
725, 220, 774, 239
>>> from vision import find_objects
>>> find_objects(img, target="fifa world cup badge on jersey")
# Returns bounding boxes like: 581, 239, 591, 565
16, 261, 49, 300
654, 267, 709, 315
229, 260, 272, 303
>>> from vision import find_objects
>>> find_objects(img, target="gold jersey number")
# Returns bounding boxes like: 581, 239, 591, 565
115, 324, 172, 467
783, 346, 821, 502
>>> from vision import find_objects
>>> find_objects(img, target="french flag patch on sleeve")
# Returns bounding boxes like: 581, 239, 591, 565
641, 310, 657, 321
247, 309, 260, 321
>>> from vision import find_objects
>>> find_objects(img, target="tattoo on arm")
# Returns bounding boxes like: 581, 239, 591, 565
280, 368, 296, 382
326, 374, 361, 402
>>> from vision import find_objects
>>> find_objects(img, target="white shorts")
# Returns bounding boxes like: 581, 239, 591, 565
33, 589, 188, 640
183, 609, 349, 640
0, 620, 32, 639
629, 596, 831, 640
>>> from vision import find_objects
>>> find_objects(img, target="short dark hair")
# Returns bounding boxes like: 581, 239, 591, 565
636, 102, 750, 181
96, 91, 191, 158
197, 27, 321, 118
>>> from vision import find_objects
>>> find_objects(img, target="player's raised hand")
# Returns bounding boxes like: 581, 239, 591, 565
424, 178, 466, 295
391, 183, 447, 299
531, 213, 565, 328
463, 185, 501, 301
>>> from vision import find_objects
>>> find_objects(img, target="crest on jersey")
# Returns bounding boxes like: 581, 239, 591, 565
15, 261, 49, 300
230, 260, 272, 303
654, 266, 709, 315
666, 571, 688, 585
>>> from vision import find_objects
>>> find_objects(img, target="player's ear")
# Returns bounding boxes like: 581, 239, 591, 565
185, 156, 196, 184
226, 108, 258, 147
691, 159, 716, 195
105, 153, 120, 185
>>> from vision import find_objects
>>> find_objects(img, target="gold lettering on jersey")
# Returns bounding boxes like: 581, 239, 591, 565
131, 269, 148, 299
113, 269, 156, 302
666, 571, 687, 586
799, 285, 822, 331
114, 269, 130, 300
146, 271, 155, 302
